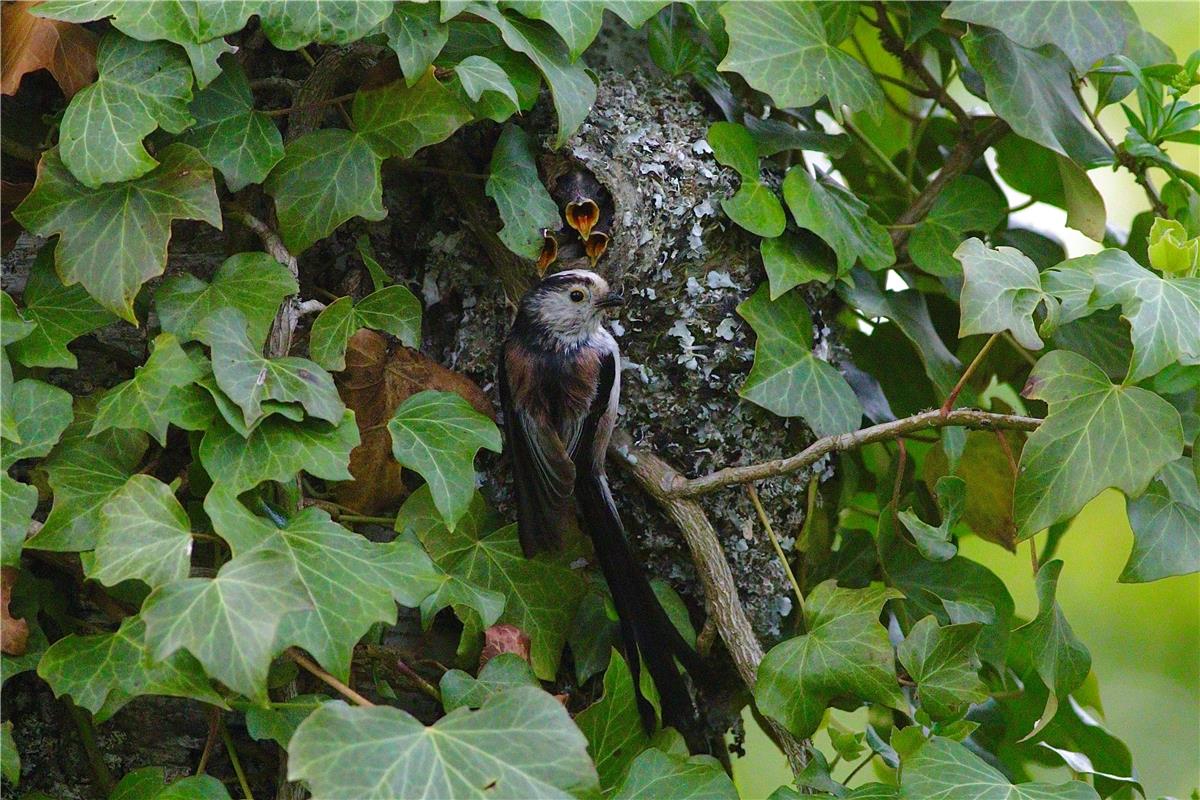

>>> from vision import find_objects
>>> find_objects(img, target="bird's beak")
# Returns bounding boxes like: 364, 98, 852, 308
565, 199, 600, 239
584, 231, 609, 266
596, 294, 624, 309
537, 229, 558, 273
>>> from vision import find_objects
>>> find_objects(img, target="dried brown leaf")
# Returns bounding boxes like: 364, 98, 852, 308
1, 2, 98, 99
479, 623, 531, 668
1, 567, 29, 656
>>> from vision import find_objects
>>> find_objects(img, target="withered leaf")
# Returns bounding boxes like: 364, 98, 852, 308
1, 567, 29, 656
1, 3, 97, 99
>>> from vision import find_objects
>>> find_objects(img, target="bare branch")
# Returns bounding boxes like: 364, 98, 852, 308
287, 648, 375, 707
666, 408, 1042, 498
228, 208, 301, 358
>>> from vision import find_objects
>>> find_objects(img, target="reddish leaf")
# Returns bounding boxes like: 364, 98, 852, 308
479, 623, 531, 668
1, 3, 97, 99
1, 567, 28, 656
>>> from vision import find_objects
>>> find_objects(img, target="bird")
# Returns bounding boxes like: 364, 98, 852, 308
497, 269, 708, 747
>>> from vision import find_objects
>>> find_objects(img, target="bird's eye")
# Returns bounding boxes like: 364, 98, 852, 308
569, 289, 586, 302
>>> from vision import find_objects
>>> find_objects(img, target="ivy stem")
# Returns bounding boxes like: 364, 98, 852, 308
843, 751, 876, 783
265, 91, 357, 117
870, 1, 972, 129
395, 658, 443, 703
1001, 331, 1039, 366
886, 223, 918, 230
337, 513, 396, 526
1072, 82, 1167, 216
841, 116, 916, 198
66, 700, 115, 794
891, 440, 908, 529
219, 717, 256, 800
286, 648, 375, 707
1007, 196, 1037, 213
940, 332, 1000, 417
196, 705, 221, 775
746, 483, 806, 629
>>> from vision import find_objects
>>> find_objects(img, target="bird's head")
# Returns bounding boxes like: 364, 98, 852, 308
518, 269, 623, 346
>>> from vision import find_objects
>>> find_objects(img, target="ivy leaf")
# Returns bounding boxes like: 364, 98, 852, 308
1121, 457, 1200, 582
486, 124, 562, 260
141, 549, 312, 703
157, 252, 297, 349
112, 772, 232, 800
718, 2, 882, 122
1, 475, 37, 568
503, 1, 604, 61
454, 55, 520, 120
469, 4, 596, 148
37, 616, 224, 723
92, 475, 193, 590
91, 333, 203, 445
723, 181, 786, 238
755, 580, 904, 739
1043, 249, 1200, 383
1015, 350, 1183, 538
382, 3, 450, 85
899, 736, 1099, 800
440, 653, 540, 713
399, 487, 582, 679
909, 177, 1007, 277
199, 411, 359, 495
1, 292, 34, 346
258, 1, 392, 51
13, 144, 221, 322
962, 27, 1110, 166
205, 487, 446, 682
354, 70, 474, 159
33, 0, 257, 46
309, 286, 422, 371
898, 476, 965, 563
782, 167, 895, 273
1013, 561, 1091, 706
244, 694, 329, 749
7, 244, 115, 369
197, 307, 344, 428
0, 379, 73, 470
613, 748, 739, 800
897, 617, 988, 722
288, 689, 600, 800
0, 722, 16, 785
26, 397, 148, 552
263, 129, 385, 254
737, 285, 863, 437
182, 57, 284, 191
57, 32, 193, 187
954, 238, 1048, 351
760, 233, 837, 300
388, 390, 501, 530
944, 1, 1130, 75
575, 650, 652, 791
604, 2, 671, 29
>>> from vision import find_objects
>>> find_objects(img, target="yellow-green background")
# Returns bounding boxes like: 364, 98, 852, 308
732, 3, 1200, 797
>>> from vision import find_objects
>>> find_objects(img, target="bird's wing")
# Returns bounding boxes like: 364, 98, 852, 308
498, 353, 577, 555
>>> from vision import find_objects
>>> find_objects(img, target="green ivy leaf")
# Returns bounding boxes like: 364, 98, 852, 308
440, 652, 540, 713
503, 1, 604, 61
718, 1, 882, 122
1146, 217, 1200, 275
760, 233, 837, 299
37, 616, 224, 723
1015, 350, 1183, 537
1, 292, 34, 347
1013, 561, 1091, 707
110, 771, 232, 800
205, 486, 446, 682
382, 2, 450, 85
141, 549, 312, 703
0, 380, 73, 470
388, 390, 501, 530
755, 580, 904, 739
244, 694, 328, 749
7, 244, 116, 369
897, 616, 988, 721
603, 2, 671, 29
782, 167, 895, 273
399, 487, 581, 680
258, 1, 392, 51
0, 722, 16, 786
13, 144, 221, 322
288, 689, 600, 799
91, 333, 203, 445
612, 748, 739, 800
898, 475, 965, 563
962, 27, 1110, 166
157, 252, 297, 349
1043, 249, 1200, 382
486, 124, 562, 260
354, 70, 474, 159
575, 650, 652, 791
954, 238, 1048, 351
898, 736, 1099, 800
263, 129, 385, 254
196, 307, 344, 428
25, 396, 147, 552
909, 177, 1007, 277
722, 181, 786, 238
454, 55, 521, 121
1121, 457, 1200, 582
309, 285, 422, 371
33, 0, 257, 45
469, 4, 596, 148
944, 1, 1131, 75
92, 475, 193, 590
1, 475, 37, 568
182, 57, 284, 191
737, 285, 863, 437
57, 32, 193, 187
199, 410, 359, 494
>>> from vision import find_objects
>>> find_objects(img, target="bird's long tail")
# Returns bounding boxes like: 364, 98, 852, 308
575, 472, 708, 750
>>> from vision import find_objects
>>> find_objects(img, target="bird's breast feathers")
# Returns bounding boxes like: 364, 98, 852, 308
505, 331, 618, 426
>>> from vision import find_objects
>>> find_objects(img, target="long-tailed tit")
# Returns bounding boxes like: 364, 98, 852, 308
498, 269, 706, 746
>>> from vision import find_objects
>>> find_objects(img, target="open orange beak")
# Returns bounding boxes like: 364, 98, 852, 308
584, 231, 609, 266
565, 198, 600, 240
536, 229, 558, 273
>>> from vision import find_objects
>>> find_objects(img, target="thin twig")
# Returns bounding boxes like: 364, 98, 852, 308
843, 751, 877, 783
667, 408, 1042, 498
746, 484, 806, 629
265, 91, 358, 117
871, 2, 972, 129
287, 649, 375, 707
219, 717, 256, 800
891, 440, 907, 528
941, 332, 1000, 416
1002, 331, 1039, 366
842, 117, 916, 198
1072, 82, 1167, 216
66, 701, 115, 794
337, 513, 397, 525
395, 657, 443, 703
196, 705, 221, 775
